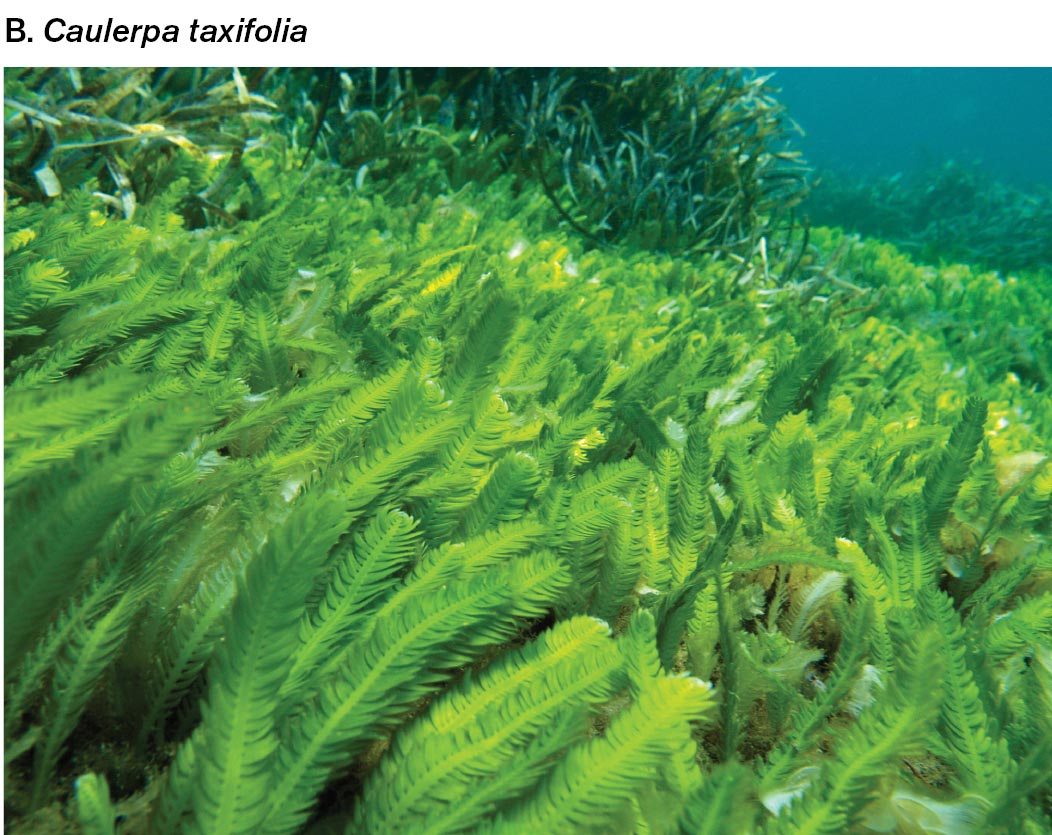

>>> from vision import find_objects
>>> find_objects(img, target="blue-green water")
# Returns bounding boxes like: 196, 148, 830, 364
762, 68, 1052, 188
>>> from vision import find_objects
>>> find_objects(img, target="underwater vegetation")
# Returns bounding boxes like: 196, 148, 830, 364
3, 68, 280, 227
4, 67, 1052, 835
4, 68, 810, 259
307, 67, 812, 256
804, 161, 1052, 274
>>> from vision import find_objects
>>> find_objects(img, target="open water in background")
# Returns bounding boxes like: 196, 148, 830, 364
763, 68, 1052, 188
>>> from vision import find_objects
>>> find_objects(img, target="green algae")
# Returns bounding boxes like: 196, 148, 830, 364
5, 67, 1051, 835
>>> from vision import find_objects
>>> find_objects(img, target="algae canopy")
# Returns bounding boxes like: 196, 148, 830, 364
4, 67, 1051, 835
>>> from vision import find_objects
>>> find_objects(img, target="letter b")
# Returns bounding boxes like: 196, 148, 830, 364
7, 18, 28, 41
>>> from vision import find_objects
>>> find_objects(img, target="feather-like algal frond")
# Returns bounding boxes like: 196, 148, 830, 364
280, 508, 420, 706
445, 285, 518, 398
684, 576, 721, 680
724, 428, 767, 532
817, 457, 861, 545
410, 393, 516, 536
475, 672, 713, 835
353, 616, 621, 834
5, 563, 124, 736
981, 592, 1052, 662
457, 451, 541, 538
170, 492, 349, 835
657, 507, 741, 672
243, 293, 291, 392
899, 493, 942, 599
4, 369, 143, 481
921, 396, 987, 537
261, 555, 570, 835
411, 710, 589, 835
591, 493, 646, 622
668, 422, 715, 580
30, 584, 147, 809
680, 761, 757, 835
761, 330, 840, 428
340, 383, 461, 513
918, 586, 1010, 805
6, 398, 206, 669
785, 570, 846, 643
620, 609, 665, 695
74, 772, 116, 835
137, 561, 238, 750
834, 539, 894, 667
392, 518, 550, 607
